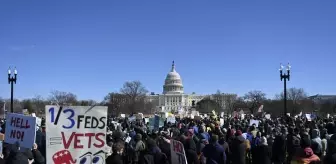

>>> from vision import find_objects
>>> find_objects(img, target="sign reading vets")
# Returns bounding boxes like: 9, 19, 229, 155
4, 113, 36, 149
45, 105, 107, 164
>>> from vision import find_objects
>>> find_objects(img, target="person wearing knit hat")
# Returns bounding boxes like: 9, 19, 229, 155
235, 130, 243, 136
231, 129, 247, 164
252, 136, 271, 164
290, 147, 320, 164
202, 134, 226, 164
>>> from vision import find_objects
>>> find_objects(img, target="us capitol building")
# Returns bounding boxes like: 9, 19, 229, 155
146, 61, 207, 112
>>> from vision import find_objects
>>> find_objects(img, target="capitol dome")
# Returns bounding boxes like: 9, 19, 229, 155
163, 61, 184, 94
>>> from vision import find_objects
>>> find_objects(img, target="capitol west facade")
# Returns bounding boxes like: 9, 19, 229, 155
147, 61, 206, 112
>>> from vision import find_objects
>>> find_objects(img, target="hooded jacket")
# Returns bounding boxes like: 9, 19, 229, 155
311, 129, 322, 155
230, 135, 247, 164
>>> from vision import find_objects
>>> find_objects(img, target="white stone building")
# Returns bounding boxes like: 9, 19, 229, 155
147, 61, 206, 112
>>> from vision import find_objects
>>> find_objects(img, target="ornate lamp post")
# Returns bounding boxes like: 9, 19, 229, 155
8, 67, 17, 113
279, 63, 291, 116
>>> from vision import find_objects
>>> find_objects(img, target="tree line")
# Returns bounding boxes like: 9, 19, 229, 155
0, 80, 335, 116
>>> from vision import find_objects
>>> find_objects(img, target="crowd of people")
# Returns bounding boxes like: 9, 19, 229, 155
0, 114, 335, 164
105, 114, 336, 164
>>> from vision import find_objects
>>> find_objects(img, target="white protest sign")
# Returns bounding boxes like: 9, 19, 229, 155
129, 116, 136, 122
220, 118, 224, 126
31, 114, 42, 131
144, 118, 149, 124
120, 114, 125, 118
167, 116, 176, 123
5, 113, 36, 149
45, 106, 107, 164
249, 119, 259, 127
305, 114, 312, 121
265, 114, 271, 120
170, 139, 187, 164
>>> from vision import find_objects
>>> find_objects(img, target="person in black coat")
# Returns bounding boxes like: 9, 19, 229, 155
230, 130, 246, 164
184, 138, 200, 164
106, 141, 124, 164
252, 136, 271, 164
271, 132, 286, 164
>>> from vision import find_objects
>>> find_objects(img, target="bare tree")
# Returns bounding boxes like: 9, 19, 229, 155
243, 90, 266, 114
3, 99, 22, 113
120, 81, 148, 113
275, 87, 309, 114
275, 88, 308, 101
104, 92, 130, 115
21, 99, 34, 114
31, 95, 46, 114
78, 99, 97, 106
48, 90, 78, 106
223, 94, 238, 114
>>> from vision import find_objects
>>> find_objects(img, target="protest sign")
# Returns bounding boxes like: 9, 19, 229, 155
170, 139, 187, 164
220, 118, 224, 126
5, 113, 36, 149
167, 116, 176, 123
249, 119, 259, 127
306, 114, 312, 121
45, 105, 107, 164
144, 118, 149, 124
149, 115, 164, 131
129, 116, 136, 122
265, 114, 271, 120
31, 114, 42, 131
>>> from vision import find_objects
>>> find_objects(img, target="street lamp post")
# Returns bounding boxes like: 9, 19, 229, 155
8, 67, 17, 113
279, 63, 291, 116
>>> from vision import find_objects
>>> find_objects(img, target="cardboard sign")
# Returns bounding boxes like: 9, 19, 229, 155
45, 106, 107, 164
5, 113, 36, 149
170, 139, 187, 164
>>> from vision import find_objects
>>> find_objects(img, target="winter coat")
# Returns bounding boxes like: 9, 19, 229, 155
311, 129, 322, 156
230, 135, 246, 164
202, 142, 226, 164
106, 153, 123, 164
252, 145, 271, 164
272, 135, 287, 163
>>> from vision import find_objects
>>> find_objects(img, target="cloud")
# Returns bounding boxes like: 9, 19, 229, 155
8, 45, 36, 51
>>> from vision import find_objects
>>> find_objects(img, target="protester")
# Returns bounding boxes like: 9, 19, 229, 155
1, 111, 336, 164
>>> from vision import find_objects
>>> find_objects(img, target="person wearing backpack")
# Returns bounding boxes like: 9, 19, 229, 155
133, 134, 146, 164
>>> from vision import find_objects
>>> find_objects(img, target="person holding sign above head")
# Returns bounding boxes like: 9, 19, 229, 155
6, 142, 45, 164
